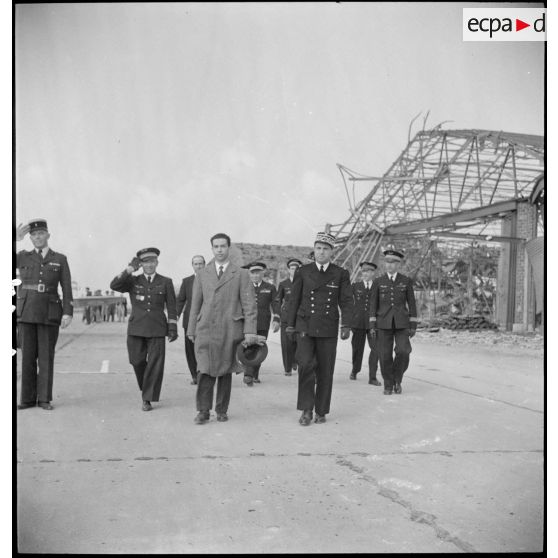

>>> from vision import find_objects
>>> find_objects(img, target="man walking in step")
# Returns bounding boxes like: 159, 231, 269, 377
242, 262, 280, 386
176, 255, 206, 385
369, 245, 418, 395
110, 247, 178, 411
275, 258, 302, 376
187, 233, 258, 424
286, 232, 354, 426
350, 261, 381, 386
15, 219, 73, 411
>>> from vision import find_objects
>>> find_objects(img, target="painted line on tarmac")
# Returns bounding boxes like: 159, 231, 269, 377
334, 356, 542, 414
57, 322, 99, 351
100, 360, 110, 373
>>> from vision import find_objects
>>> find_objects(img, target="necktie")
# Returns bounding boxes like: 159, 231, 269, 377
366, 282, 370, 290
147, 276, 152, 283
320, 265, 325, 273
390, 275, 395, 283
218, 266, 224, 279
38, 249, 43, 260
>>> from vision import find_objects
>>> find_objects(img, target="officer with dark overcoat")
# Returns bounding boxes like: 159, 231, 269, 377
110, 247, 178, 411
286, 232, 354, 425
15, 219, 74, 410
369, 245, 418, 395
241, 262, 280, 385
350, 261, 381, 386
275, 258, 302, 376
176, 255, 206, 385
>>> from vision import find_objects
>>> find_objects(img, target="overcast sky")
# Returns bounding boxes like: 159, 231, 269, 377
14, 2, 544, 290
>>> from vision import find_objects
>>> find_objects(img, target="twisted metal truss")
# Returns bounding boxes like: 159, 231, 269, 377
329, 124, 544, 275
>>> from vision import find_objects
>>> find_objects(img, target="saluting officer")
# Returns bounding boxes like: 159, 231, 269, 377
275, 258, 302, 376
369, 245, 418, 395
350, 261, 381, 386
110, 247, 178, 411
286, 232, 354, 426
15, 219, 73, 410
242, 262, 280, 385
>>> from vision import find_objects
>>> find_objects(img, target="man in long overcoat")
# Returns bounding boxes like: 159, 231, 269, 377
187, 233, 258, 424
176, 254, 206, 385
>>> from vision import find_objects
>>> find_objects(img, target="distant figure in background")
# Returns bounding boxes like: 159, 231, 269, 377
187, 233, 258, 425
241, 262, 280, 386
83, 305, 92, 325
108, 302, 116, 322
15, 219, 73, 411
286, 232, 353, 426
115, 302, 125, 322
350, 261, 381, 386
369, 245, 418, 395
110, 247, 178, 411
275, 258, 302, 376
176, 255, 206, 385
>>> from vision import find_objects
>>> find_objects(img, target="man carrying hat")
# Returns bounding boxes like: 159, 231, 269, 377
176, 255, 207, 385
275, 258, 302, 376
241, 262, 280, 386
15, 219, 73, 410
110, 247, 178, 411
187, 233, 258, 424
369, 245, 418, 395
286, 232, 354, 425
350, 261, 381, 386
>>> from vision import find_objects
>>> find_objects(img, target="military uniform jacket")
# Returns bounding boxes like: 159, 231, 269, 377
351, 281, 373, 330
275, 278, 295, 325
16, 248, 73, 325
110, 271, 177, 337
369, 273, 418, 330
252, 281, 279, 332
176, 274, 195, 329
287, 263, 354, 337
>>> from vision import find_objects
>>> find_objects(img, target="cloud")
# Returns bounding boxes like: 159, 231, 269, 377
219, 143, 257, 175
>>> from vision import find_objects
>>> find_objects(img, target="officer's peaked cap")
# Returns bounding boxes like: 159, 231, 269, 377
287, 258, 302, 268
137, 247, 160, 261
236, 342, 269, 366
314, 232, 336, 248
383, 244, 404, 261
359, 261, 378, 269
28, 218, 48, 233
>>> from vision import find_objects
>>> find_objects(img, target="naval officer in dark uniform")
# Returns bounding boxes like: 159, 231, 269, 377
242, 262, 280, 385
350, 261, 381, 386
110, 247, 178, 411
286, 232, 354, 425
275, 258, 302, 376
369, 245, 418, 395
176, 255, 206, 385
15, 219, 73, 410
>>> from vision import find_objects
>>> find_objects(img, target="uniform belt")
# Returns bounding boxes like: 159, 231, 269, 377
21, 284, 58, 294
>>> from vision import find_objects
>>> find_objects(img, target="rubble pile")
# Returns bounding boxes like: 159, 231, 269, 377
422, 315, 499, 331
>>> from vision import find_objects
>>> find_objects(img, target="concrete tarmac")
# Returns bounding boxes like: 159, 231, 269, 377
16, 320, 544, 553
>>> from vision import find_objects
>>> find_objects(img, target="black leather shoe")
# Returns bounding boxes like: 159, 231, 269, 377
394, 383, 402, 394
383, 389, 393, 395
194, 411, 210, 425
38, 402, 54, 410
190, 379, 197, 385
216, 413, 228, 422
349, 373, 357, 380
142, 401, 152, 411
243, 376, 254, 386
314, 414, 326, 424
284, 371, 292, 376
368, 379, 382, 386
253, 378, 261, 384
299, 410, 313, 426
17, 402, 36, 410
292, 364, 298, 371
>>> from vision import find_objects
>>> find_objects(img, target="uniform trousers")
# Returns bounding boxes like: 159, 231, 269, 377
196, 373, 232, 414
243, 328, 268, 380
351, 328, 379, 381
183, 332, 198, 381
280, 324, 298, 372
296, 334, 338, 416
376, 328, 412, 390
19, 322, 59, 404
127, 335, 166, 402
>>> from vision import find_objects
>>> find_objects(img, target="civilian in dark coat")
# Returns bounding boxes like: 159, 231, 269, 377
110, 247, 178, 411
176, 255, 206, 385
15, 220, 73, 410
350, 261, 381, 386
369, 245, 418, 395
275, 258, 302, 375
286, 232, 354, 426
241, 262, 280, 385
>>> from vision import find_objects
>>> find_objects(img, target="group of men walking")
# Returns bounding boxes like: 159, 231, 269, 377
15, 219, 418, 426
